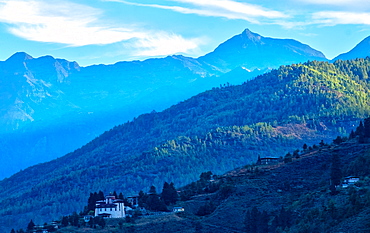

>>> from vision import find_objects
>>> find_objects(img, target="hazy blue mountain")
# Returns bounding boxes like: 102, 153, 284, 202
0, 29, 327, 179
0, 52, 79, 131
334, 36, 370, 61
198, 29, 327, 72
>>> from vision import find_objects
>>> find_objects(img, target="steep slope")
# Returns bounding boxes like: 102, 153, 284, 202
0, 29, 327, 179
334, 36, 370, 61
178, 130, 370, 233
198, 29, 327, 72
1, 58, 370, 231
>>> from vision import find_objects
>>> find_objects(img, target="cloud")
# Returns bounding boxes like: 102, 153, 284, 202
312, 11, 370, 26
0, 0, 202, 58
126, 32, 203, 57
0, 0, 146, 46
106, 0, 289, 25
296, 0, 369, 7
173, 0, 287, 19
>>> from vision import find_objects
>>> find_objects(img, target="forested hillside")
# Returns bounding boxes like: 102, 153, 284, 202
1, 58, 370, 231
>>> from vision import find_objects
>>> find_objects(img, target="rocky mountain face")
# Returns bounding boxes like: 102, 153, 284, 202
0, 52, 80, 131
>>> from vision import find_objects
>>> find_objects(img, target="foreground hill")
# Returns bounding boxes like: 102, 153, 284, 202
0, 29, 326, 179
1, 58, 370, 231
23, 121, 370, 233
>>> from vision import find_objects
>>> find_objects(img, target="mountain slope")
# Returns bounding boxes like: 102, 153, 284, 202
0, 29, 327, 179
182, 132, 370, 233
334, 36, 370, 61
18, 123, 370, 233
1, 58, 370, 231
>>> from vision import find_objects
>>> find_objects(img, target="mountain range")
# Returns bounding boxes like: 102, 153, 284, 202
0, 29, 329, 179
1, 56, 370, 231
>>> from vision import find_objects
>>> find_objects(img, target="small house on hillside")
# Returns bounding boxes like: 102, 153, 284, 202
257, 156, 280, 165
173, 207, 185, 212
127, 196, 139, 207
342, 176, 360, 188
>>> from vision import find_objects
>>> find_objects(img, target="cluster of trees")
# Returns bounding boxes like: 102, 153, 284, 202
243, 206, 293, 233
179, 171, 221, 201
10, 219, 57, 233
138, 182, 178, 211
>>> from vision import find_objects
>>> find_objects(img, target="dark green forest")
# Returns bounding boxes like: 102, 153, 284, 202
1, 58, 370, 231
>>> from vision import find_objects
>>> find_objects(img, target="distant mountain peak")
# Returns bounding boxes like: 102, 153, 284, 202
198, 28, 326, 72
6, 52, 33, 63
241, 28, 262, 42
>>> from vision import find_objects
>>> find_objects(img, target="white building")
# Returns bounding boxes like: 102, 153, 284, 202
172, 207, 185, 212
342, 176, 360, 188
95, 195, 125, 218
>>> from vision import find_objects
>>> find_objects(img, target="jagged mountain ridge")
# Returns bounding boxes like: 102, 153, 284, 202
1, 58, 370, 231
0, 52, 80, 130
1, 29, 327, 132
0, 29, 327, 179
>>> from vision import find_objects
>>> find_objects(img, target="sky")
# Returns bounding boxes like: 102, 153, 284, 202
0, 0, 370, 66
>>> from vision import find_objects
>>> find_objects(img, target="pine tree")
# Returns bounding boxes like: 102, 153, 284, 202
148, 185, 157, 195
61, 216, 69, 227
138, 190, 148, 207
319, 140, 325, 146
98, 191, 105, 200
26, 220, 35, 232
364, 117, 370, 138
161, 182, 172, 205
284, 153, 293, 163
349, 130, 356, 139
257, 155, 262, 165
250, 207, 259, 233
161, 182, 178, 205
355, 121, 365, 137
330, 152, 342, 191
169, 182, 178, 204
333, 136, 343, 145
87, 192, 98, 213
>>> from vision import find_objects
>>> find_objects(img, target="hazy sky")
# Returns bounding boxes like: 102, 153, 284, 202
0, 0, 370, 66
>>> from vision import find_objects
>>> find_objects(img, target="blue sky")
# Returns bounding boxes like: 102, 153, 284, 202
0, 0, 370, 66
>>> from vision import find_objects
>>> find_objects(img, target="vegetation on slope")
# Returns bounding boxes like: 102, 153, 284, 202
14, 119, 370, 233
1, 58, 370, 231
